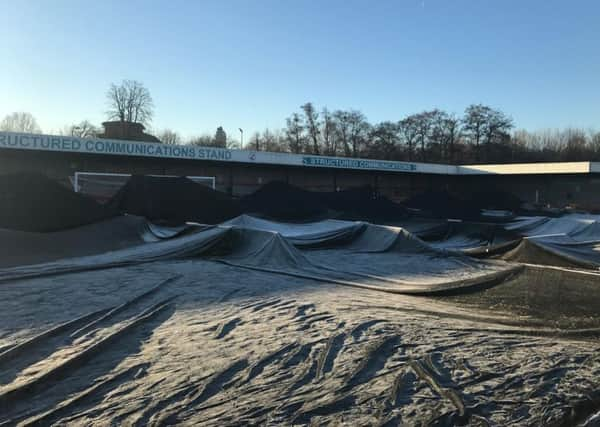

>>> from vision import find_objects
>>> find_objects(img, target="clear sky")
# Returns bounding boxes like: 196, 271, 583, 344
1, 0, 599, 140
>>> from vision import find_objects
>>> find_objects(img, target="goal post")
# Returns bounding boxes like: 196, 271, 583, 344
73, 172, 216, 203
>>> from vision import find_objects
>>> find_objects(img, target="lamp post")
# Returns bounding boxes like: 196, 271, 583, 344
239, 128, 243, 149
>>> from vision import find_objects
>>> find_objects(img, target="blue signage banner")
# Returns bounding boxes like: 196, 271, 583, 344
302, 156, 417, 172
0, 132, 232, 161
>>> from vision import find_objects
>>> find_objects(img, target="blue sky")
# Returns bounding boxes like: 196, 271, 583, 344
1, 0, 599, 139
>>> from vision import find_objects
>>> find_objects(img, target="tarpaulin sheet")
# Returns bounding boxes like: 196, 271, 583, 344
0, 216, 519, 295
0, 226, 228, 282
503, 214, 600, 268
213, 225, 520, 295
222, 215, 364, 247
426, 222, 520, 256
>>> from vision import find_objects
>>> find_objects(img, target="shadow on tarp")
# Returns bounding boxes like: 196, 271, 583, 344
441, 264, 600, 330
1, 304, 175, 423
0, 216, 147, 268
0, 216, 199, 269
0, 226, 229, 283
500, 238, 600, 269
424, 221, 521, 253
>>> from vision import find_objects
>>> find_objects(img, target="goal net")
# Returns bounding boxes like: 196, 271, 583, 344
72, 172, 216, 203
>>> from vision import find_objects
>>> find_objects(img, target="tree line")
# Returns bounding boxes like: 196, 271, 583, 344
275, 103, 513, 164
226, 102, 600, 164
2, 79, 599, 164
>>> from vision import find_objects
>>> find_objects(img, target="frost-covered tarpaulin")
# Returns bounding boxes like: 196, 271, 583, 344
0, 222, 227, 282
212, 226, 520, 295
424, 221, 520, 255
0, 215, 518, 295
222, 214, 365, 247
224, 214, 519, 256
502, 214, 600, 268
5, 216, 600, 425
0, 216, 197, 269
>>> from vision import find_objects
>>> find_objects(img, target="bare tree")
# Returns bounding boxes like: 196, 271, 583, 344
399, 114, 428, 161
591, 132, 600, 159
261, 128, 285, 152
428, 110, 461, 162
106, 80, 154, 125
226, 139, 241, 150
563, 128, 588, 161
1, 112, 41, 133
321, 108, 337, 156
68, 120, 99, 138
189, 133, 238, 148
441, 114, 461, 163
214, 126, 227, 147
398, 116, 420, 161
370, 121, 400, 160
462, 105, 490, 161
413, 111, 437, 161
189, 134, 214, 146
484, 109, 513, 146
158, 129, 181, 145
347, 110, 370, 157
248, 131, 261, 151
285, 113, 305, 154
463, 104, 513, 162
253, 132, 261, 150
427, 110, 446, 160
333, 110, 352, 156
58, 120, 99, 138
301, 102, 321, 154
463, 104, 488, 161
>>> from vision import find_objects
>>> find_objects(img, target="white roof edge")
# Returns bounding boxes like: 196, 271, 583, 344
458, 162, 593, 175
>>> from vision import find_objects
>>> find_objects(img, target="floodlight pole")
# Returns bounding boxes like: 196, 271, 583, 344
239, 128, 243, 149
